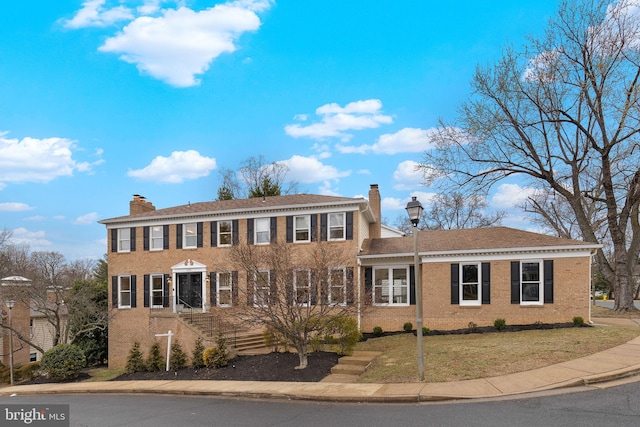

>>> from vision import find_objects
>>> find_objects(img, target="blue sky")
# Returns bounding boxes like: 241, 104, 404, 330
0, 0, 561, 261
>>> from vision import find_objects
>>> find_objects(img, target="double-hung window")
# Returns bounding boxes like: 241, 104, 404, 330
150, 274, 164, 307
119, 275, 132, 308
329, 267, 347, 305
150, 226, 163, 250
218, 220, 233, 246
521, 261, 543, 305
294, 269, 311, 305
294, 215, 310, 242
373, 267, 409, 305
217, 272, 232, 307
183, 223, 197, 248
118, 228, 131, 252
328, 213, 345, 241
254, 270, 270, 306
460, 263, 481, 306
255, 218, 270, 245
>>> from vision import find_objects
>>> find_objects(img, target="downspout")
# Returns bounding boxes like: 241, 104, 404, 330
589, 248, 596, 324
357, 257, 362, 332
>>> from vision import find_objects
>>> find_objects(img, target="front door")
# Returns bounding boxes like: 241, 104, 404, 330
177, 273, 202, 309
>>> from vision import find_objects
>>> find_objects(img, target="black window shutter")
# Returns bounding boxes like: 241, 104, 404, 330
131, 275, 137, 308
544, 260, 554, 303
210, 221, 217, 247
269, 271, 277, 305
163, 225, 170, 250
247, 274, 254, 305
163, 274, 170, 308
130, 227, 136, 252
346, 211, 354, 240
143, 274, 150, 308
285, 270, 293, 305
451, 264, 459, 304
311, 214, 318, 242
346, 267, 354, 304
197, 222, 203, 248
286, 216, 293, 242
409, 266, 416, 305
247, 219, 254, 245
511, 261, 520, 304
310, 271, 318, 305
364, 267, 373, 304
143, 226, 150, 251
112, 276, 118, 308
209, 272, 216, 306
320, 214, 327, 241
232, 220, 239, 245
481, 262, 491, 304
232, 271, 238, 305
270, 217, 277, 243
111, 229, 117, 252
176, 224, 183, 249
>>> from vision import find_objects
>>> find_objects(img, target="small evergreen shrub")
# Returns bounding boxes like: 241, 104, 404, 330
146, 341, 165, 372
192, 337, 206, 369
125, 342, 146, 374
573, 316, 585, 327
403, 322, 413, 333
493, 318, 507, 331
40, 344, 86, 381
422, 327, 430, 335
170, 341, 188, 371
203, 334, 229, 368
372, 326, 383, 337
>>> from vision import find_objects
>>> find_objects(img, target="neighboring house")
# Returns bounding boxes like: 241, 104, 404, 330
100, 185, 600, 369
1, 277, 33, 367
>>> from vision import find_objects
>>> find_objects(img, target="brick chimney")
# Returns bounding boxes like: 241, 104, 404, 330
129, 194, 156, 215
368, 184, 381, 239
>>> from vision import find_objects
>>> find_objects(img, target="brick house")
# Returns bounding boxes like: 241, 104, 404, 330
100, 185, 600, 369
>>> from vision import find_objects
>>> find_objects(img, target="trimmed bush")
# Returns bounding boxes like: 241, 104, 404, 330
494, 318, 507, 331
324, 317, 362, 356
422, 326, 430, 335
40, 344, 86, 381
192, 337, 206, 369
170, 341, 188, 371
203, 334, 229, 369
372, 326, 383, 337
125, 342, 145, 374
573, 316, 585, 327
146, 341, 165, 372
403, 322, 413, 333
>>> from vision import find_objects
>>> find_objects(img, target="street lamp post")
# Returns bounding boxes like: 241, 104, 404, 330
5, 299, 15, 386
405, 196, 424, 381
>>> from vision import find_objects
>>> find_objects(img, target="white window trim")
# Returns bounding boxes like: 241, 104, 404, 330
520, 260, 544, 306
459, 262, 482, 307
218, 220, 233, 247
118, 228, 131, 253
373, 266, 410, 307
217, 271, 233, 307
183, 223, 197, 249
294, 269, 312, 306
328, 212, 346, 241
150, 226, 163, 251
150, 273, 164, 308
294, 215, 311, 243
118, 275, 132, 309
328, 267, 347, 306
255, 218, 270, 245
253, 270, 270, 306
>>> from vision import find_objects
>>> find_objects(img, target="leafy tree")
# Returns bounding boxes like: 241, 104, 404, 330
422, 0, 640, 312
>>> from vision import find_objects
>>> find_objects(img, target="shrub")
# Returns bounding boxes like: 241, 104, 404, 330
203, 334, 229, 368
15, 362, 41, 383
403, 322, 413, 333
468, 322, 478, 332
125, 342, 146, 374
493, 318, 507, 331
263, 326, 285, 352
372, 326, 383, 337
170, 341, 188, 371
192, 337, 206, 369
422, 326, 430, 335
573, 316, 585, 327
309, 335, 324, 352
324, 317, 362, 356
146, 341, 165, 372
40, 344, 86, 381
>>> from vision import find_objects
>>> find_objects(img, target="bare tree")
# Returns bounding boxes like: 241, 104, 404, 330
422, 0, 640, 312
225, 241, 359, 369
216, 155, 298, 200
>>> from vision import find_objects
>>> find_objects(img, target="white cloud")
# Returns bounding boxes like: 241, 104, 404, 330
381, 197, 406, 211
24, 215, 46, 222
280, 155, 350, 184
9, 227, 51, 249
285, 99, 393, 142
337, 127, 437, 155
97, 2, 269, 87
491, 183, 536, 209
53, 215, 66, 221
63, 0, 134, 29
75, 212, 100, 225
392, 160, 422, 190
127, 150, 217, 183
317, 181, 342, 196
0, 133, 101, 186
0, 202, 33, 212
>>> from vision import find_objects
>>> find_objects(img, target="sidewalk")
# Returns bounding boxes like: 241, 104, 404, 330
2, 318, 640, 403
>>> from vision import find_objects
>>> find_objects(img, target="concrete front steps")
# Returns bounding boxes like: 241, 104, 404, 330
322, 351, 382, 383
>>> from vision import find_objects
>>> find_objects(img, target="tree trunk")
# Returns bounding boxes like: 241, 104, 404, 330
295, 343, 308, 370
